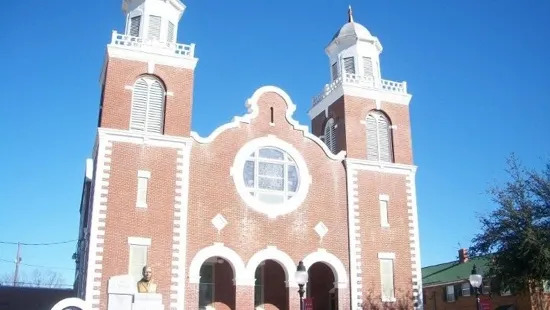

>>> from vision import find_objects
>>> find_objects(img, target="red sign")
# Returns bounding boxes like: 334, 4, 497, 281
304, 298, 314, 310
479, 296, 492, 310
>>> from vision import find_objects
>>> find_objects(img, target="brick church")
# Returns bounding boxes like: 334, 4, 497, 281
73, 0, 423, 310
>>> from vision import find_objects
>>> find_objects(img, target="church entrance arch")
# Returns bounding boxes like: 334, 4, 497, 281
302, 250, 348, 310
188, 244, 246, 310
246, 246, 296, 310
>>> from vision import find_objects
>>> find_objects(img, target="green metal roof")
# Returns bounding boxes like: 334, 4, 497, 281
422, 256, 491, 286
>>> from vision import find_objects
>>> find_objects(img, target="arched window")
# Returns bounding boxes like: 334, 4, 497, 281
130, 76, 165, 134
324, 118, 337, 153
366, 111, 393, 162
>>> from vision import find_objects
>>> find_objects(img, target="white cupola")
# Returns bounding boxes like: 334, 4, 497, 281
122, 0, 186, 43
326, 6, 383, 87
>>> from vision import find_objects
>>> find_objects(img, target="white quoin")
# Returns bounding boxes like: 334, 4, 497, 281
325, 7, 383, 86
122, 0, 186, 43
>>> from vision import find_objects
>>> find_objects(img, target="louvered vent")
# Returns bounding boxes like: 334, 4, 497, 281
130, 16, 141, 37
377, 116, 392, 162
130, 79, 148, 132
366, 115, 378, 160
331, 63, 339, 81
148, 15, 161, 41
167, 22, 175, 42
366, 112, 393, 162
146, 81, 165, 133
324, 118, 337, 153
130, 76, 165, 134
343, 57, 355, 74
363, 57, 373, 77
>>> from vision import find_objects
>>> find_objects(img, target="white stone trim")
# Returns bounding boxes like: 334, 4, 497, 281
93, 127, 192, 310
407, 171, 423, 310
106, 45, 198, 70
128, 237, 151, 246
377, 252, 395, 259
98, 127, 192, 149
245, 246, 297, 287
379, 194, 389, 201
190, 85, 346, 161
230, 135, 312, 219
85, 137, 112, 309
308, 84, 412, 120
346, 158, 417, 175
188, 243, 249, 285
51, 297, 89, 310
137, 170, 151, 179
173, 144, 192, 310
345, 166, 361, 308
302, 249, 348, 289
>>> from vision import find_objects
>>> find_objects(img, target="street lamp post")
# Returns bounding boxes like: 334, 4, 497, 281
295, 261, 308, 310
469, 264, 483, 310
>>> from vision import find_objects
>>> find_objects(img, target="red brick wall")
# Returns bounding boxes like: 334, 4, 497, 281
312, 94, 416, 304
100, 58, 194, 136
423, 284, 524, 310
356, 171, 412, 299
311, 95, 413, 164
185, 91, 350, 305
99, 142, 178, 309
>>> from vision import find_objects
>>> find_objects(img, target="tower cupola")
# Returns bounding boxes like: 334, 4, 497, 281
326, 6, 383, 85
122, 0, 186, 43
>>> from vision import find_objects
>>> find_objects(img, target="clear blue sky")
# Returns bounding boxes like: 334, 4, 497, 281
1, 0, 549, 286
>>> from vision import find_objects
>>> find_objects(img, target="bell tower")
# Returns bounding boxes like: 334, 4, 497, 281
97, 0, 198, 137
309, 7, 422, 310
310, 6, 412, 162
78, 1, 198, 310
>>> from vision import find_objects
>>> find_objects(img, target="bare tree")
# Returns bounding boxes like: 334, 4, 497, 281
0, 269, 66, 288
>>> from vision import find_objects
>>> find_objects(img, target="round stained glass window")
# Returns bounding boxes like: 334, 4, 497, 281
242, 147, 300, 205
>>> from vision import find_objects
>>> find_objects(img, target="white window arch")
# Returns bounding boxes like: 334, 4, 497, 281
366, 111, 393, 162
324, 118, 337, 154
130, 76, 165, 134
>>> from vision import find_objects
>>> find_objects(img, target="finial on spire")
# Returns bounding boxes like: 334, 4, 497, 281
348, 5, 354, 23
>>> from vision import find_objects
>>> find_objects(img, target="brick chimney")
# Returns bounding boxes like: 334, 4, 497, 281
459, 248, 469, 263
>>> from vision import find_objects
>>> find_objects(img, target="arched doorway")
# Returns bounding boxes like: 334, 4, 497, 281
307, 262, 337, 310
254, 260, 289, 310
199, 257, 236, 310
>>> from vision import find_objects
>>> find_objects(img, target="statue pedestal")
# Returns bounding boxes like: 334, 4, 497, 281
107, 275, 164, 310
132, 293, 164, 310
108, 275, 136, 310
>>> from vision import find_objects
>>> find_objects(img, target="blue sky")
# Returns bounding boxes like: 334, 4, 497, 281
1, 0, 549, 286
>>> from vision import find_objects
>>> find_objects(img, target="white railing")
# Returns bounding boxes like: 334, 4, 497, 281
312, 72, 408, 107
110, 31, 196, 58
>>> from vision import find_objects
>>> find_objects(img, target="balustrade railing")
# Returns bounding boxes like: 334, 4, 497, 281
110, 31, 195, 58
312, 71, 408, 107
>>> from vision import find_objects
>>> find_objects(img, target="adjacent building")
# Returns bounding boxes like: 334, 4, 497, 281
73, 1, 422, 309
422, 249, 550, 310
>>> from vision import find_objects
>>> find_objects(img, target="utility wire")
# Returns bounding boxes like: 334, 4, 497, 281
0, 239, 78, 246
0, 258, 75, 271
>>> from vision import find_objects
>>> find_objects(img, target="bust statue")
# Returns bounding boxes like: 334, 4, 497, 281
136, 265, 157, 293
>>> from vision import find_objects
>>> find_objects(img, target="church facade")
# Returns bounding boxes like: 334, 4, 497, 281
73, 0, 423, 310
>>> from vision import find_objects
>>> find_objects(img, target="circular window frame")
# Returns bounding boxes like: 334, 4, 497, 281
231, 136, 312, 219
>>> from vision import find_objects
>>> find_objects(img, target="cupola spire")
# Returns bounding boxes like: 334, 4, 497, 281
348, 5, 354, 23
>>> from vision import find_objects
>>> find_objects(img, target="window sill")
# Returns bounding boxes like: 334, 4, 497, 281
136, 203, 148, 209
382, 297, 396, 303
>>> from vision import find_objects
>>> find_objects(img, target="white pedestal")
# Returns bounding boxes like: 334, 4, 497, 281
132, 293, 164, 310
